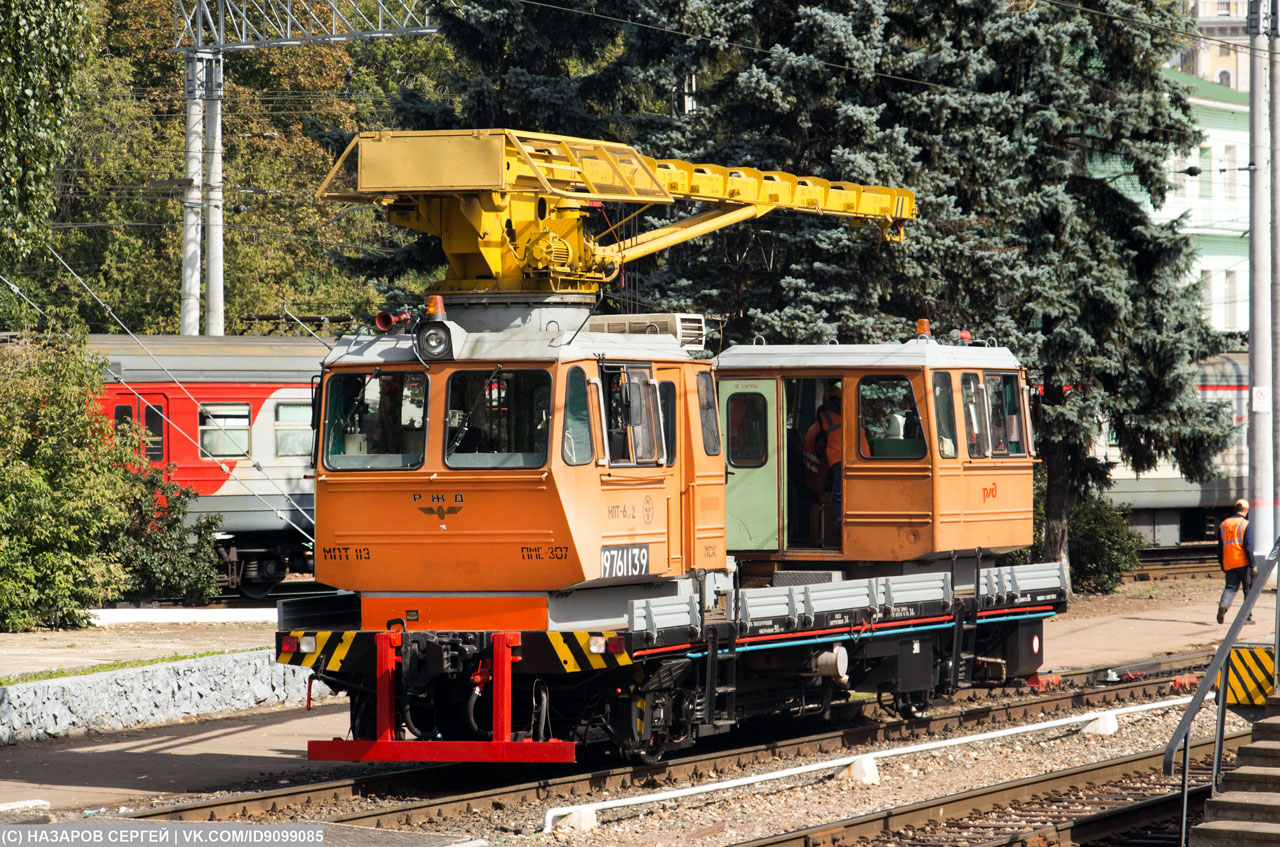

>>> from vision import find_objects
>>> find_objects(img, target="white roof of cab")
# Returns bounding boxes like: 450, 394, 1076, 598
716, 338, 1021, 371
324, 325, 690, 366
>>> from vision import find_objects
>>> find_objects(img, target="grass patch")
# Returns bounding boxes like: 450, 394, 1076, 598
0, 647, 266, 687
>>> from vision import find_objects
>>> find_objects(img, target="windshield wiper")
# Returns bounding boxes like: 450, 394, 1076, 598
448, 365, 503, 455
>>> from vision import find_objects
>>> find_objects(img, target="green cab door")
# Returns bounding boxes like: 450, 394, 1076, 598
719, 378, 780, 551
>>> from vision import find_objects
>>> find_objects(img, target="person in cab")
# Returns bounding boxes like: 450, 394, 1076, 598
802, 385, 843, 536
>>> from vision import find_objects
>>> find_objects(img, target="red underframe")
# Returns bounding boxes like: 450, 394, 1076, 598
308, 631, 578, 764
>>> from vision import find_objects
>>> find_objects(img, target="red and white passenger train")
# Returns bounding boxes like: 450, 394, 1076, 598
90, 334, 330, 597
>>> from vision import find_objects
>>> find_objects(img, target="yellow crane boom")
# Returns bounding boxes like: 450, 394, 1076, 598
319, 128, 916, 294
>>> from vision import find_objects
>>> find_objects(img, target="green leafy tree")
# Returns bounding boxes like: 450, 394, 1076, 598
0, 323, 223, 629
0, 324, 135, 630
0, 0, 91, 269
111, 464, 222, 605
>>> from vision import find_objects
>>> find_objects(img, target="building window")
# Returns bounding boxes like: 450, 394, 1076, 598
1220, 43, 1232, 55
1217, 0, 1231, 14
1201, 147, 1213, 198
1219, 70, 1232, 86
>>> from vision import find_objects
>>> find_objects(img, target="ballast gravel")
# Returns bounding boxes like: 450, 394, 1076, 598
233, 698, 1250, 847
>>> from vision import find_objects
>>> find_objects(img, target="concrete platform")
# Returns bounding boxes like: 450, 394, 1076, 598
1043, 584, 1276, 670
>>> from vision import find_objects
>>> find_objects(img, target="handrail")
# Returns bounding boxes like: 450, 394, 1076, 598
1163, 536, 1280, 847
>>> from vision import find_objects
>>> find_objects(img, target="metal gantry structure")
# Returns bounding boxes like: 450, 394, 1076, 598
171, 0, 437, 335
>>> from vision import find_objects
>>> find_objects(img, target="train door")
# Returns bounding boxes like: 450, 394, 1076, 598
720, 378, 780, 551
783, 376, 843, 550
599, 362, 674, 577
655, 365, 685, 571
112, 394, 168, 467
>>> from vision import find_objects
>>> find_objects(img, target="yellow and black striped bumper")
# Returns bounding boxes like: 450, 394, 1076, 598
276, 629, 637, 678
276, 630, 375, 675
1217, 645, 1275, 706
528, 631, 634, 674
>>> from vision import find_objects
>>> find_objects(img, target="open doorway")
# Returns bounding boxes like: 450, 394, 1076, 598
783, 376, 841, 549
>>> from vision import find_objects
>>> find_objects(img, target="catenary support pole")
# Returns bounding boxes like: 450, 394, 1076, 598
1270, 1, 1280, 686
204, 52, 224, 336
1250, 22, 1274, 580
180, 50, 204, 336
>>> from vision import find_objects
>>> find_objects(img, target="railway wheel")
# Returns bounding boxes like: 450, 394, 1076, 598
238, 576, 282, 600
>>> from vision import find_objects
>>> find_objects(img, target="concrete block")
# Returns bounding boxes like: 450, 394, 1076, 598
1081, 712, 1119, 735
837, 755, 880, 785
552, 808, 598, 831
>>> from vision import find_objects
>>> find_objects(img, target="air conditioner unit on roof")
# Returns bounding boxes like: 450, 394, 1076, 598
586, 313, 706, 351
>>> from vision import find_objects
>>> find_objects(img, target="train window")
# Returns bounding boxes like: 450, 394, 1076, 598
961, 373, 988, 458
324, 372, 427, 470
562, 366, 595, 466
445, 369, 550, 469
200, 403, 250, 459
659, 381, 677, 467
858, 376, 926, 460
113, 404, 133, 425
932, 373, 958, 459
984, 373, 1025, 456
696, 371, 721, 456
275, 403, 314, 458
142, 401, 164, 462
727, 392, 768, 468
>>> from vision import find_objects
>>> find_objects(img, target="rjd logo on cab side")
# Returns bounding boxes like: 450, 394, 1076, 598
601, 544, 650, 579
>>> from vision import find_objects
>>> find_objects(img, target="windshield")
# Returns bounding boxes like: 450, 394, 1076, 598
445, 369, 551, 469
323, 371, 427, 470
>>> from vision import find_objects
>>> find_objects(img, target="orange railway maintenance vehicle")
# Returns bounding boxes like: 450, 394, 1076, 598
276, 129, 1068, 763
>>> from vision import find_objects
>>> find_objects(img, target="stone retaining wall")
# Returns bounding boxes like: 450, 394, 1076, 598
0, 649, 331, 745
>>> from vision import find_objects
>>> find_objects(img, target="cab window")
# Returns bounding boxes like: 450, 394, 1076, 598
858, 376, 925, 459
932, 373, 958, 459
445, 369, 551, 469
324, 372, 427, 470
961, 373, 988, 458
727, 392, 768, 467
985, 372, 1026, 456
603, 364, 660, 466
696, 371, 721, 456
562, 366, 594, 466
659, 381, 677, 467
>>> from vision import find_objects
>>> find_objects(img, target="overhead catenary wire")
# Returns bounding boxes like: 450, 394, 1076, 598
45, 246, 318, 540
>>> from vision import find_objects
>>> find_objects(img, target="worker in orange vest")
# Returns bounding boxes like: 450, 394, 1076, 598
801, 385, 843, 536
1217, 498, 1256, 625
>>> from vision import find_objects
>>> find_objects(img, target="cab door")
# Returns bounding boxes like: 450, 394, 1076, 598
655, 366, 685, 572
719, 378, 780, 551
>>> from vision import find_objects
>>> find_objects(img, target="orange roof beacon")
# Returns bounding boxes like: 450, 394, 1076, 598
275, 129, 1067, 764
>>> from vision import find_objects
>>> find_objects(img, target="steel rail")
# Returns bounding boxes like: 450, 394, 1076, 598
127, 668, 1213, 825
727, 732, 1247, 847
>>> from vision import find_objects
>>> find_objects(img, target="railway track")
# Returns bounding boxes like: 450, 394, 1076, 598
1126, 544, 1220, 582
125, 658, 1213, 827
731, 733, 1244, 847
